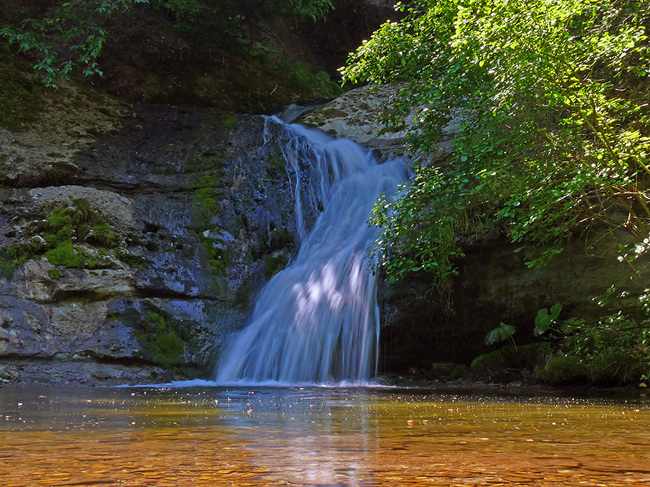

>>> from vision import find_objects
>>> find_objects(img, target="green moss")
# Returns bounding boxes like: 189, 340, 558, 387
193, 173, 219, 213
535, 355, 590, 385
115, 250, 146, 269
196, 187, 217, 213
221, 115, 236, 128
470, 343, 551, 382
154, 331, 185, 363
46, 243, 84, 268
18, 198, 139, 270
0, 258, 22, 279
5, 246, 18, 260
137, 310, 186, 369
48, 206, 73, 230
188, 169, 233, 276
44, 227, 72, 247
47, 268, 62, 279
24, 198, 122, 269
206, 246, 228, 274
92, 222, 117, 247
198, 235, 230, 275
72, 197, 91, 215
189, 173, 221, 231
265, 253, 288, 280
0, 243, 40, 279
420, 363, 468, 381
184, 149, 225, 173
470, 349, 507, 371
76, 224, 91, 242
206, 258, 222, 272
186, 155, 203, 173
148, 312, 166, 333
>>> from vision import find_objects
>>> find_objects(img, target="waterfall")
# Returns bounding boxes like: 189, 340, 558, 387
215, 118, 408, 385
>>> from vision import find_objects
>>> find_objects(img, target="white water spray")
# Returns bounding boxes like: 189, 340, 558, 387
215, 118, 408, 384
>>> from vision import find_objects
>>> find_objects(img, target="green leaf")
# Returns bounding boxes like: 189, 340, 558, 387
534, 308, 552, 336
549, 303, 562, 320
485, 322, 516, 345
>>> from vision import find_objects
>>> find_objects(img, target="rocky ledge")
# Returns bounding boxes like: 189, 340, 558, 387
0, 82, 328, 385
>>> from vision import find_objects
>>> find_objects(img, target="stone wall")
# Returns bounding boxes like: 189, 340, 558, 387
0, 93, 310, 385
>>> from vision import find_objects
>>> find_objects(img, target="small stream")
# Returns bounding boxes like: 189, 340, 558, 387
1, 385, 649, 486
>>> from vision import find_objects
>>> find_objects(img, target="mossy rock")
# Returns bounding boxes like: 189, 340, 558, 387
46, 243, 84, 268
420, 363, 468, 381
47, 268, 62, 280
136, 310, 187, 370
535, 355, 590, 385
470, 343, 551, 382
23, 198, 126, 270
221, 115, 236, 128
265, 253, 288, 280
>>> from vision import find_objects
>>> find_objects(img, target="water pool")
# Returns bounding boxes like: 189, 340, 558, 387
1, 385, 649, 486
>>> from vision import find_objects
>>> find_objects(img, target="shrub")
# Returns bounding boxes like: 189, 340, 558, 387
536, 355, 590, 385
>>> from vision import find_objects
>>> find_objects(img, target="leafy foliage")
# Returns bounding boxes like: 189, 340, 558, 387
533, 303, 563, 336
531, 289, 649, 383
485, 322, 516, 346
344, 0, 650, 282
562, 287, 650, 372
482, 291, 650, 384
345, 0, 650, 382
1, 0, 333, 87
1, 0, 150, 87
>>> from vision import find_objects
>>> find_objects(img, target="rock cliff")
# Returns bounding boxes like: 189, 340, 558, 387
0, 84, 326, 385
2, 77, 646, 386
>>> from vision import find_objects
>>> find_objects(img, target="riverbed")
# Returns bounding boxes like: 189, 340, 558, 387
1, 384, 649, 486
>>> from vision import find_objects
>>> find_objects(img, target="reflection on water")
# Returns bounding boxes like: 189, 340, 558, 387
1, 385, 649, 486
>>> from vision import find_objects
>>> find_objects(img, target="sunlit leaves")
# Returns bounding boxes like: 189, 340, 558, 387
534, 303, 563, 336
346, 0, 650, 281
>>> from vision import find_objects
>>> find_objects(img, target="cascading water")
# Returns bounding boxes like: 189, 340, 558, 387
215, 118, 408, 384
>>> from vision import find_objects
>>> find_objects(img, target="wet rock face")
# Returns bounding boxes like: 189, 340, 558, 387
380, 235, 650, 374
0, 104, 307, 385
299, 85, 412, 156
299, 84, 459, 161
3, 75, 642, 385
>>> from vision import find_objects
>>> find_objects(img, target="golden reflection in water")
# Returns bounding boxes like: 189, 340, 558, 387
0, 387, 649, 486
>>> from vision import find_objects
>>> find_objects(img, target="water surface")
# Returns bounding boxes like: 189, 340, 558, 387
1, 385, 649, 486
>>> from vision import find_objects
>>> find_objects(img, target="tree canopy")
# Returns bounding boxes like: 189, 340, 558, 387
343, 0, 650, 382
343, 0, 650, 276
